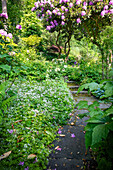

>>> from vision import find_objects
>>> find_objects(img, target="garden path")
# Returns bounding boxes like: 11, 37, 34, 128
47, 81, 110, 170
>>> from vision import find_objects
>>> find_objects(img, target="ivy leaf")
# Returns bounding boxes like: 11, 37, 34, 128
92, 124, 109, 145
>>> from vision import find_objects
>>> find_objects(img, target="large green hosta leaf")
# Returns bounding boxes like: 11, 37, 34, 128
92, 124, 109, 145
77, 82, 102, 94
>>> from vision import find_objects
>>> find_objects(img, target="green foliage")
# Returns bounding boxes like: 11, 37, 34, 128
0, 36, 22, 81
21, 35, 42, 47
20, 13, 42, 37
0, 79, 74, 169
0, 81, 16, 124
76, 78, 113, 169
77, 79, 113, 100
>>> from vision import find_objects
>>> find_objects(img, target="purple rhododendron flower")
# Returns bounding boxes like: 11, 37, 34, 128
101, 10, 106, 16
109, 9, 113, 14
109, 0, 113, 5
61, 15, 65, 20
16, 25, 22, 30
61, 21, 65, 25
19, 161, 24, 166
31, 7, 36, 11
69, 3, 73, 8
37, 131, 39, 135
76, 18, 81, 23
53, 116, 55, 119
71, 133, 75, 138
25, 167, 29, 170
41, 7, 44, 11
61, 6, 65, 11
52, 9, 57, 14
34, 2, 39, 8
50, 4, 54, 8
76, 1, 81, 5
81, 11, 86, 16
46, 26, 51, 30
47, 10, 52, 15
65, 8, 68, 12
104, 5, 108, 10
83, 2, 87, 6
57, 12, 61, 16
83, 6, 87, 10
42, 14, 45, 17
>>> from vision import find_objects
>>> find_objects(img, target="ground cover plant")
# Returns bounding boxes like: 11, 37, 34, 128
0, 79, 74, 170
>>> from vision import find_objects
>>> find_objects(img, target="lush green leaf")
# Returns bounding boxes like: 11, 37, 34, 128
92, 124, 109, 145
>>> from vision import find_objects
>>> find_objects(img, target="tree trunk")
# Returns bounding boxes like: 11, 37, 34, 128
1, 0, 7, 14
93, 41, 104, 79
112, 50, 113, 80
1, 0, 8, 30
56, 30, 62, 58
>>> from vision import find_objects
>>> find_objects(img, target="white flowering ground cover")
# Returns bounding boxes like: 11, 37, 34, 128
0, 79, 74, 170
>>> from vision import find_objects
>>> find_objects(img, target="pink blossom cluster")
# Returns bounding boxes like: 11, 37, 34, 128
0, 12, 8, 19
0, 29, 12, 39
32, 0, 113, 31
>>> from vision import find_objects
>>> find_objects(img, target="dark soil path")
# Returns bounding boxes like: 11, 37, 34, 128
47, 81, 110, 170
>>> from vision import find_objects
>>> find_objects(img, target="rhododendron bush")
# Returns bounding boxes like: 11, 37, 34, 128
32, 0, 113, 59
